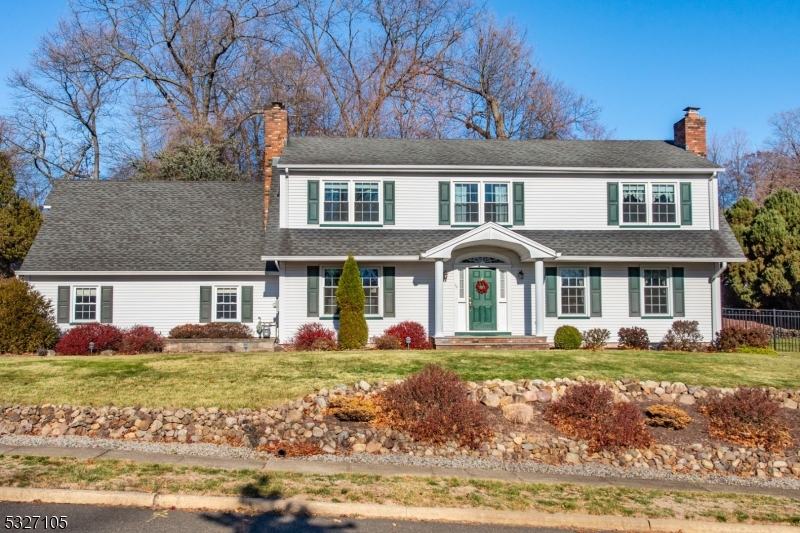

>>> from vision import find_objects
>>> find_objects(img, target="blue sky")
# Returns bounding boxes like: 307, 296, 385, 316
2, 0, 799, 146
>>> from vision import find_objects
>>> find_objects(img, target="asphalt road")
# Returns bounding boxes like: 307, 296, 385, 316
0, 502, 620, 533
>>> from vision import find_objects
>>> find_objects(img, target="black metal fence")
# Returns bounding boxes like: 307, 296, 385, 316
722, 308, 800, 352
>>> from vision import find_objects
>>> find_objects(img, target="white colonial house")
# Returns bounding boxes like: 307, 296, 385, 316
19, 105, 745, 348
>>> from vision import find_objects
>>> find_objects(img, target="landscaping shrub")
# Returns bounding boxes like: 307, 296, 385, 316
310, 337, 338, 351
384, 321, 432, 349
328, 396, 377, 422
617, 327, 650, 350
120, 325, 164, 354
582, 328, 610, 350
55, 323, 124, 355
373, 333, 402, 350
553, 325, 582, 350
168, 322, 253, 339
0, 278, 59, 354
377, 364, 492, 446
645, 404, 692, 430
289, 323, 337, 351
336, 254, 368, 349
661, 320, 703, 351
698, 388, 792, 451
502, 403, 534, 424
544, 382, 653, 452
713, 325, 771, 352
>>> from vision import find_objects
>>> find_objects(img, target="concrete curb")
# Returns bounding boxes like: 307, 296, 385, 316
3, 486, 799, 532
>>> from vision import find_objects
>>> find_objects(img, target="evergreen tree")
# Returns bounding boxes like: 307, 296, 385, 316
0, 153, 43, 277
725, 189, 800, 309
336, 254, 368, 349
0, 278, 59, 353
131, 142, 246, 182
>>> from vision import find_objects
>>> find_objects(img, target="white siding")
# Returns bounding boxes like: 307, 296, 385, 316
284, 172, 714, 231
27, 275, 278, 336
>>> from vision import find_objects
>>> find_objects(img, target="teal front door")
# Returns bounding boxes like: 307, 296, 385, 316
469, 268, 496, 331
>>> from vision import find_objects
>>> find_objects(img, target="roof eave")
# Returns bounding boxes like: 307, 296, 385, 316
277, 164, 722, 174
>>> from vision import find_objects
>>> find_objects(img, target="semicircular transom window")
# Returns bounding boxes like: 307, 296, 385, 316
459, 256, 507, 264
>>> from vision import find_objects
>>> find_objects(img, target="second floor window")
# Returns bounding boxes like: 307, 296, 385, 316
623, 184, 647, 223
652, 184, 676, 223
324, 183, 348, 222
454, 183, 479, 223
354, 183, 379, 222
484, 184, 509, 223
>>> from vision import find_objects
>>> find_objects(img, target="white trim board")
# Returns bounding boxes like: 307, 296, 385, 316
17, 271, 267, 276
278, 164, 722, 175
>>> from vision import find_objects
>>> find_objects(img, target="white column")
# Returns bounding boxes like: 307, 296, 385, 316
711, 265, 722, 336
534, 260, 545, 336
434, 260, 444, 337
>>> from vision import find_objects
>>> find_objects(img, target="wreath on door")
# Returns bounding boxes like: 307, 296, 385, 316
475, 279, 490, 294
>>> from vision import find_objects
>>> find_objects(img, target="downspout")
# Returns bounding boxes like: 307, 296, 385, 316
710, 261, 728, 336
712, 261, 727, 280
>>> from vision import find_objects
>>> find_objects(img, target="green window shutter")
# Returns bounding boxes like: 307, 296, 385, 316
307, 266, 319, 317
607, 182, 619, 226
513, 182, 525, 225
589, 267, 602, 317
628, 267, 641, 317
383, 267, 395, 317
57, 286, 70, 324
307, 180, 319, 224
680, 182, 692, 225
100, 286, 113, 323
241, 286, 253, 323
438, 181, 450, 225
383, 181, 395, 225
672, 267, 685, 317
199, 286, 212, 323
545, 267, 557, 317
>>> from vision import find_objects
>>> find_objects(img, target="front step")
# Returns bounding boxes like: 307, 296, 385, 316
434, 335, 549, 350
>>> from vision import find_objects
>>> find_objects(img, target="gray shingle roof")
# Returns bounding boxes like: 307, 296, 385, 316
20, 181, 266, 272
278, 138, 722, 170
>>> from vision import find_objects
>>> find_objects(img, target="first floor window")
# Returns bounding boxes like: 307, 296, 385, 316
651, 184, 676, 223
361, 268, 379, 314
323, 268, 342, 315
324, 183, 349, 222
622, 184, 647, 223
644, 269, 669, 315
560, 268, 586, 315
216, 287, 237, 320
484, 183, 509, 223
454, 183, 479, 223
354, 183, 379, 222
74, 287, 96, 321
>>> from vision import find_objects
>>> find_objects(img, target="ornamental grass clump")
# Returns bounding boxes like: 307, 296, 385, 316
544, 382, 653, 452
328, 396, 378, 422
377, 364, 492, 447
337, 254, 368, 349
645, 404, 692, 430
698, 388, 792, 451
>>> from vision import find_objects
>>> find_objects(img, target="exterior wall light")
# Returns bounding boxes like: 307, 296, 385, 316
518, 271, 524, 279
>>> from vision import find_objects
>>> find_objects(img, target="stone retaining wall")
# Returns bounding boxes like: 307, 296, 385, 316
1, 378, 798, 479
162, 338, 275, 353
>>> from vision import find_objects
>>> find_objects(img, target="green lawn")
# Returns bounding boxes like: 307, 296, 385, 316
0, 349, 798, 410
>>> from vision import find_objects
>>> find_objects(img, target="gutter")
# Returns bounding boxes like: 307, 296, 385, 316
276, 164, 722, 175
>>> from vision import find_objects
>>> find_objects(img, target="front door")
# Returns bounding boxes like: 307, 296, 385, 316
469, 268, 496, 331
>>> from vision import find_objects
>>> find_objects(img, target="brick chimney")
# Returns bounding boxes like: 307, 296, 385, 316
673, 107, 707, 158
264, 102, 288, 225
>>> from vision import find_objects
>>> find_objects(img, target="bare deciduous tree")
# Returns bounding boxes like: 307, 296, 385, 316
708, 128, 755, 208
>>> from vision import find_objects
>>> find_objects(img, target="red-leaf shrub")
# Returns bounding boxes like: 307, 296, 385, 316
377, 364, 492, 446
713, 325, 771, 352
121, 325, 164, 354
544, 382, 653, 452
290, 323, 337, 351
698, 388, 792, 451
617, 327, 650, 350
384, 321, 431, 349
55, 323, 124, 355
168, 322, 253, 339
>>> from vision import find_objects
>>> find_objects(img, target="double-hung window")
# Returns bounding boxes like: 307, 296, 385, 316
361, 268, 380, 315
560, 268, 586, 316
216, 287, 238, 320
324, 183, 349, 222
323, 267, 381, 316
643, 269, 669, 315
454, 183, 479, 223
622, 184, 647, 223
323, 268, 342, 315
74, 287, 97, 321
354, 183, 379, 222
484, 183, 509, 223
651, 184, 676, 223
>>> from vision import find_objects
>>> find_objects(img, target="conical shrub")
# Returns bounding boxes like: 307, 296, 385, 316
336, 254, 368, 349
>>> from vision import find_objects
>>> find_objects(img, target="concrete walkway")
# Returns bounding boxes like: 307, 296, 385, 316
2, 443, 799, 500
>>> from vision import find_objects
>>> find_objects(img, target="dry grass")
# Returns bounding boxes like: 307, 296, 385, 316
0, 454, 798, 526
0, 349, 798, 410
